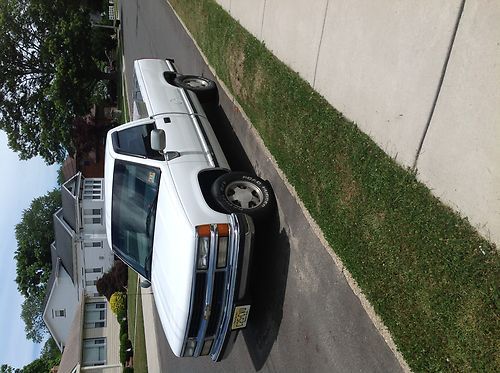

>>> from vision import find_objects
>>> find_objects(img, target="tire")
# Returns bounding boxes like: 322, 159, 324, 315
173, 74, 218, 104
211, 172, 275, 220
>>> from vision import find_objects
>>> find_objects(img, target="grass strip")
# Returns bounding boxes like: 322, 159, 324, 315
127, 268, 138, 343
121, 53, 148, 371
126, 269, 148, 372
168, 1, 499, 371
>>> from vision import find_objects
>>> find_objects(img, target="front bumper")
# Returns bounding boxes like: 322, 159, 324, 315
179, 213, 255, 361
211, 213, 255, 361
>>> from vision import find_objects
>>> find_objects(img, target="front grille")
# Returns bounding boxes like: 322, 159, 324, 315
183, 222, 237, 358
188, 273, 206, 338
206, 271, 226, 336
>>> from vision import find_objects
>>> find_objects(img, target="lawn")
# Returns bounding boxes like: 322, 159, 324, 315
168, 1, 499, 372
127, 269, 148, 373
119, 44, 148, 371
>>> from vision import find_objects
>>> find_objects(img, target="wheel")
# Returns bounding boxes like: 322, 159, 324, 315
173, 74, 218, 103
211, 172, 275, 220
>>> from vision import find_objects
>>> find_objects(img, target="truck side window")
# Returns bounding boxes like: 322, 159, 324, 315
114, 123, 164, 161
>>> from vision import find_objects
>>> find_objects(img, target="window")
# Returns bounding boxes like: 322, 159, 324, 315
54, 309, 66, 317
84, 217, 102, 225
82, 338, 106, 366
84, 303, 107, 329
84, 209, 102, 216
113, 123, 164, 160
84, 241, 103, 248
111, 161, 160, 279
86, 280, 97, 286
86, 268, 103, 274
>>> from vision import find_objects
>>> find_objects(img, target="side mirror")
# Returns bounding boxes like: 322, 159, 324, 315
140, 279, 151, 289
151, 129, 166, 152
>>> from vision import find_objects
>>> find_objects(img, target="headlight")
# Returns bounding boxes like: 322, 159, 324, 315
197, 236, 210, 270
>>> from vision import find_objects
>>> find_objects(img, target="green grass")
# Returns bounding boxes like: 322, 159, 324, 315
121, 48, 148, 370
169, 1, 499, 371
127, 269, 148, 373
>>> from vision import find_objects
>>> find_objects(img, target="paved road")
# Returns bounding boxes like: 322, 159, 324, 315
120, 1, 405, 372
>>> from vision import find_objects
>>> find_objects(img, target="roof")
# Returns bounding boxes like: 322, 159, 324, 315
57, 298, 84, 373
62, 157, 77, 182
61, 173, 82, 232
42, 244, 61, 311
53, 209, 76, 283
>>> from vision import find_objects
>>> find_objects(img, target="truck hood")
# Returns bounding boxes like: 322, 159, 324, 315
150, 177, 195, 357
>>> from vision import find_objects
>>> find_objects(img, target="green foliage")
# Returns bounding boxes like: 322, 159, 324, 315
14, 189, 61, 342
97, 260, 128, 300
1, 365, 19, 373
119, 334, 133, 365
110, 291, 127, 318
123, 367, 134, 373
15, 189, 61, 299
2, 339, 61, 372
0, 0, 116, 164
169, 1, 500, 371
20, 295, 47, 343
56, 165, 65, 186
120, 318, 129, 341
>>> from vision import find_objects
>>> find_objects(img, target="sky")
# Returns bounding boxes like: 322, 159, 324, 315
0, 131, 59, 369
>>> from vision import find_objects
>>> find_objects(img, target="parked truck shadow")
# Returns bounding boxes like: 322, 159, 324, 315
243, 213, 290, 371
204, 102, 291, 371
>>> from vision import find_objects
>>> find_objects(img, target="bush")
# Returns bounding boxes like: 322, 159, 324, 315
123, 368, 134, 373
110, 291, 126, 317
119, 334, 133, 365
119, 318, 128, 340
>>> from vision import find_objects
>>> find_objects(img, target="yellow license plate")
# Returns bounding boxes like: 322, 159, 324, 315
231, 305, 251, 330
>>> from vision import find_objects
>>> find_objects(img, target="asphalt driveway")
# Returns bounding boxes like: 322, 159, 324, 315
120, 1, 405, 372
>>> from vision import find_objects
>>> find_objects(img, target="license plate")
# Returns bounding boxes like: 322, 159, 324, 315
231, 305, 251, 330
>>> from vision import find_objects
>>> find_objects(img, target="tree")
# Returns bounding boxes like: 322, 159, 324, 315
96, 260, 128, 300
14, 189, 61, 301
20, 294, 47, 343
0, 339, 61, 373
1, 365, 20, 373
0, 0, 116, 164
14, 189, 61, 342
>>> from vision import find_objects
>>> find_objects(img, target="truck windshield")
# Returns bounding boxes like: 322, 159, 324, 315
111, 160, 161, 279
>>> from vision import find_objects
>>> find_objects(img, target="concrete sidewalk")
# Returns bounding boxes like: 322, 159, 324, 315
215, 0, 500, 247
141, 284, 162, 373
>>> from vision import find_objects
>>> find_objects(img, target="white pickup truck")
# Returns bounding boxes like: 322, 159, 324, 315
104, 59, 275, 361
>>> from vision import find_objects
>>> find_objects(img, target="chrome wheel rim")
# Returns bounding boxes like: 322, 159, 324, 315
225, 181, 264, 209
183, 77, 209, 89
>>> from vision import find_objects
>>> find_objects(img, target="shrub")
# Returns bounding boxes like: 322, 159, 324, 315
119, 334, 133, 365
123, 368, 134, 373
110, 291, 126, 317
119, 318, 128, 340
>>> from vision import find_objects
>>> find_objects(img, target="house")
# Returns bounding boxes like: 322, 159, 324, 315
43, 172, 121, 372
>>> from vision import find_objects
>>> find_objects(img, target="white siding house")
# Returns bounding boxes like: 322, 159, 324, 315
43, 173, 120, 372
